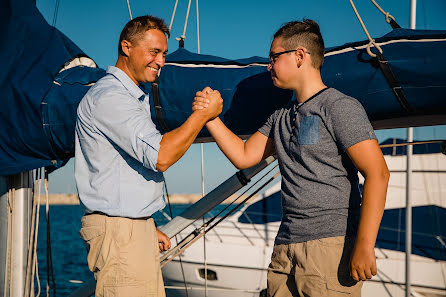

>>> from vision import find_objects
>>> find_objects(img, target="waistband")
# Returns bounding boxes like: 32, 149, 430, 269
85, 211, 152, 220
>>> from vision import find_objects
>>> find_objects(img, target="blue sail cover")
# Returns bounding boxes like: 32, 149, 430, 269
0, 0, 104, 175
149, 29, 446, 138
1, 0, 446, 175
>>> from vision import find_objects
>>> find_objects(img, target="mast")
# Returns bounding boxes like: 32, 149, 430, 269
0, 172, 33, 297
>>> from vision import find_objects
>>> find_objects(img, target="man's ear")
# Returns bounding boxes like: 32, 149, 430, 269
121, 40, 131, 57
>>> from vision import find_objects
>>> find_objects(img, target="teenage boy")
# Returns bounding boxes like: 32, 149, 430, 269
193, 19, 389, 296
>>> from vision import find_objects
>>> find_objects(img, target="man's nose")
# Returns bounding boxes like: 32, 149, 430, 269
156, 54, 165, 68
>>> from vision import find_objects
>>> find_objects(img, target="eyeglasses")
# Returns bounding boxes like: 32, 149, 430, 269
268, 49, 311, 65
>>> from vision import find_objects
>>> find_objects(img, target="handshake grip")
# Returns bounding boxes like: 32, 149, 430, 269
192, 87, 223, 121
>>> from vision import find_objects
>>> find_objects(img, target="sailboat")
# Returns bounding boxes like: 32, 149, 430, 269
161, 139, 446, 297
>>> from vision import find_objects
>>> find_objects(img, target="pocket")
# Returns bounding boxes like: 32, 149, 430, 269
79, 224, 106, 272
298, 115, 320, 145
80, 226, 105, 242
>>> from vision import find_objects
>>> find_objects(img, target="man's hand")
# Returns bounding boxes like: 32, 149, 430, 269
156, 228, 171, 252
193, 87, 223, 121
350, 240, 377, 281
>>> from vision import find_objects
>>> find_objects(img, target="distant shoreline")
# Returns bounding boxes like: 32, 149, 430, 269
42, 193, 259, 205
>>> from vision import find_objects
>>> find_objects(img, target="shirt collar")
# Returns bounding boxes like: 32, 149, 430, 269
106, 66, 146, 101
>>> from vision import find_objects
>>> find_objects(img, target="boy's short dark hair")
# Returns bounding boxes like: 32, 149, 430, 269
274, 19, 325, 70
118, 15, 170, 56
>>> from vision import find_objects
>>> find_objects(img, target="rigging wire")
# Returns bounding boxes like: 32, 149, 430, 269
52, 0, 60, 27
126, 0, 133, 20
196, 0, 200, 53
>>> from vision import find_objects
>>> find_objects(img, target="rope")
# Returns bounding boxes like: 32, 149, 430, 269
176, 0, 192, 43
369, 0, 398, 26
44, 169, 56, 297
349, 0, 383, 58
169, 0, 179, 31
126, 0, 133, 20
24, 172, 40, 297
3, 189, 12, 297
31, 168, 43, 297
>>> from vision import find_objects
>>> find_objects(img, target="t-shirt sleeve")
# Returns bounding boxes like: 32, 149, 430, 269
258, 110, 278, 138
327, 98, 377, 151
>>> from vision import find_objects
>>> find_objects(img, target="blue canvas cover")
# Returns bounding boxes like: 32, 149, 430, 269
148, 29, 446, 138
1, 0, 446, 175
0, 0, 104, 175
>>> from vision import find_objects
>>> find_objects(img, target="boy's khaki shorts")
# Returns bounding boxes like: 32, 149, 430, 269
267, 236, 363, 297
80, 214, 165, 297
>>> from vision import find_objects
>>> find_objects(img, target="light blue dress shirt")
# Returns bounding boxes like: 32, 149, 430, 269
75, 66, 165, 218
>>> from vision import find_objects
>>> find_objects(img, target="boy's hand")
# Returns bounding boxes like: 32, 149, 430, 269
156, 228, 171, 252
350, 240, 377, 281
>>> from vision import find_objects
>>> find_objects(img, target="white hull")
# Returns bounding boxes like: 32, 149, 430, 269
163, 152, 446, 297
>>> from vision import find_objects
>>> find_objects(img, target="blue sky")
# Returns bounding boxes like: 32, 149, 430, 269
36, 0, 446, 194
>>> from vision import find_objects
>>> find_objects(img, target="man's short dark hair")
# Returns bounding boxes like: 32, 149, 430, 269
273, 19, 325, 70
118, 15, 170, 56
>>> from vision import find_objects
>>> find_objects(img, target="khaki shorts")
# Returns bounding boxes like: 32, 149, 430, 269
80, 214, 165, 297
267, 236, 362, 297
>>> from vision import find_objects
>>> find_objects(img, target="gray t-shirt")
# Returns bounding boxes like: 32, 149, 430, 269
258, 88, 376, 245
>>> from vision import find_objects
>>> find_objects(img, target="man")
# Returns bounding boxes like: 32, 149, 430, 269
193, 19, 389, 296
75, 16, 222, 297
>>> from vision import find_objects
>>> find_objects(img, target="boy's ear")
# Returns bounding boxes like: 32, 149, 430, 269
295, 50, 304, 68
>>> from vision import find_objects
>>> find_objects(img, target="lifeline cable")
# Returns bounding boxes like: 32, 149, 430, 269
161, 170, 280, 268
163, 181, 189, 297
160, 163, 279, 266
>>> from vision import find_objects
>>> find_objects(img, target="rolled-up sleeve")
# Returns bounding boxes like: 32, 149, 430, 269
92, 91, 162, 171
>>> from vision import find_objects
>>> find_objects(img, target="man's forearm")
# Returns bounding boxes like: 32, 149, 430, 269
156, 110, 209, 171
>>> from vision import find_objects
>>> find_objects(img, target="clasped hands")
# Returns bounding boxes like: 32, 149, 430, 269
192, 86, 223, 121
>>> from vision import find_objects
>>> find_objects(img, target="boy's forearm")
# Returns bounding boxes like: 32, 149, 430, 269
206, 118, 248, 169
355, 173, 389, 246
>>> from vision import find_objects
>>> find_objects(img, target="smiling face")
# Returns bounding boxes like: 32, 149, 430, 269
123, 29, 168, 84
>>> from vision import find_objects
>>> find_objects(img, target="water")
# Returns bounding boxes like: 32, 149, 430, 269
35, 204, 234, 296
